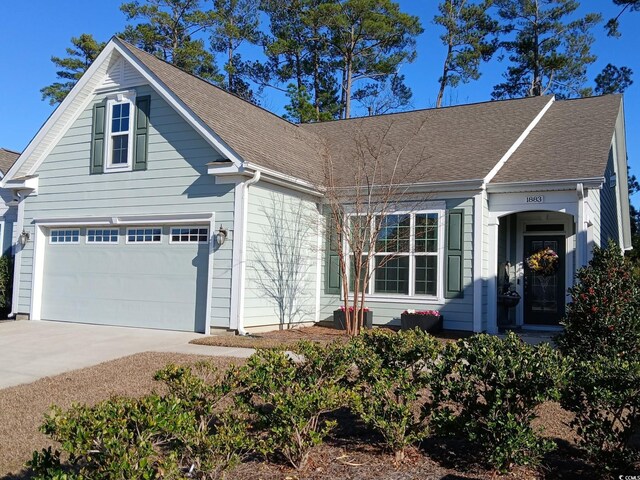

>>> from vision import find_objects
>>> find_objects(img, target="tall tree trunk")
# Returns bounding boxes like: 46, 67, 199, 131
531, 0, 541, 96
345, 60, 353, 119
436, 43, 454, 108
228, 40, 234, 92
312, 28, 321, 121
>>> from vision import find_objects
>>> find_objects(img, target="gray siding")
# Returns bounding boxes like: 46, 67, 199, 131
600, 148, 620, 246
244, 182, 320, 328
18, 85, 235, 328
319, 197, 475, 332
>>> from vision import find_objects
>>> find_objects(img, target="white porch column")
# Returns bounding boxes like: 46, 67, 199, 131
576, 183, 588, 268
486, 218, 500, 334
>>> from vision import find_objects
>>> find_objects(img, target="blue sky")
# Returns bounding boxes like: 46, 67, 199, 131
0, 0, 637, 205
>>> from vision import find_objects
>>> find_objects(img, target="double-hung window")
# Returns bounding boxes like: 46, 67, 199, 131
347, 210, 443, 300
105, 92, 135, 172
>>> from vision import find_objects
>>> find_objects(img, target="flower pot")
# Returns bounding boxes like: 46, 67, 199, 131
333, 309, 373, 330
498, 294, 521, 308
400, 313, 443, 333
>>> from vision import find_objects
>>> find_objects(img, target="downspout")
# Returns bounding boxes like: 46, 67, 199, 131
236, 169, 261, 335
576, 183, 586, 268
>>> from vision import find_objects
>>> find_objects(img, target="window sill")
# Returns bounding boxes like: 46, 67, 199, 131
346, 294, 445, 305
104, 165, 132, 173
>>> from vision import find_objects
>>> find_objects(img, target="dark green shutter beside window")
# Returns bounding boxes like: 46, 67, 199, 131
90, 101, 106, 174
133, 95, 151, 171
325, 215, 341, 295
445, 209, 464, 299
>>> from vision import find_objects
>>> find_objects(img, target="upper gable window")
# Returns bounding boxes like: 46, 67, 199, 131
105, 92, 135, 172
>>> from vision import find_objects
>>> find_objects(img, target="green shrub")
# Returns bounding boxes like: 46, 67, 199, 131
435, 332, 566, 472
0, 255, 12, 311
557, 240, 640, 361
28, 362, 251, 479
349, 328, 443, 460
235, 341, 351, 469
557, 242, 640, 470
562, 355, 640, 470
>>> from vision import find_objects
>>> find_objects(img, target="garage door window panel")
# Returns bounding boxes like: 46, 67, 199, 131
170, 227, 209, 244
87, 229, 119, 244
127, 227, 162, 244
50, 229, 80, 244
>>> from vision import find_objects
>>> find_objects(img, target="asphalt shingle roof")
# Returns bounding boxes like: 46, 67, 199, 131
119, 39, 325, 185
0, 148, 20, 176
118, 39, 621, 189
491, 95, 622, 184
301, 96, 552, 186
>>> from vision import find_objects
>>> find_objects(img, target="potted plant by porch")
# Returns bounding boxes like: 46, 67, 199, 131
333, 306, 373, 330
400, 310, 443, 333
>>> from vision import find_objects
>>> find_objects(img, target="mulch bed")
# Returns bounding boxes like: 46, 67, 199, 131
0, 352, 243, 479
190, 325, 470, 349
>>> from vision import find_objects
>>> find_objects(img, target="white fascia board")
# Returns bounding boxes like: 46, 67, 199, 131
486, 177, 604, 193
34, 212, 213, 226
112, 39, 244, 169
331, 179, 484, 194
483, 96, 556, 185
2, 43, 123, 186
614, 100, 632, 250
242, 162, 324, 197
5, 176, 39, 194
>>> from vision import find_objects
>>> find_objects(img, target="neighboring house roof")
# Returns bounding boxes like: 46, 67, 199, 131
300, 96, 553, 187
0, 148, 20, 177
118, 39, 326, 185
491, 95, 622, 184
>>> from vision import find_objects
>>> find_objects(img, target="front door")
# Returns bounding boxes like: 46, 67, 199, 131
523, 235, 565, 325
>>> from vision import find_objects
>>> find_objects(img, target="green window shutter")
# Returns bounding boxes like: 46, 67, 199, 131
133, 95, 151, 171
445, 209, 464, 299
325, 215, 341, 295
90, 101, 106, 174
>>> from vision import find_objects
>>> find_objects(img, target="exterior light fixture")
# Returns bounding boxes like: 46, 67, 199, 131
215, 225, 228, 246
19, 230, 30, 247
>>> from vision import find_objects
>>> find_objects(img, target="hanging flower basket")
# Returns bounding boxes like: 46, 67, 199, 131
526, 247, 559, 276
333, 306, 373, 330
400, 310, 443, 333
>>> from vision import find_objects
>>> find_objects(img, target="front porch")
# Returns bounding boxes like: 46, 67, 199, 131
485, 188, 591, 334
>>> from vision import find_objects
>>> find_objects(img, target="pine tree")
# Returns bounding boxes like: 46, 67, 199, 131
261, 0, 340, 122
606, 0, 639, 36
321, 0, 423, 119
434, 0, 499, 108
120, 0, 221, 82
594, 63, 633, 95
210, 0, 261, 102
492, 0, 601, 99
41, 34, 106, 105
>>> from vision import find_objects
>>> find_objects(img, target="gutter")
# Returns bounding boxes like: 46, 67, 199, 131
236, 169, 261, 335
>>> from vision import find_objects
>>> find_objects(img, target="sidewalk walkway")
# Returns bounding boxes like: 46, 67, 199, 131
0, 320, 254, 389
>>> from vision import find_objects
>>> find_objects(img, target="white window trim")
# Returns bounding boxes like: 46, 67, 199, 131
169, 226, 210, 245
125, 226, 163, 244
86, 228, 120, 244
104, 91, 136, 173
344, 208, 446, 304
49, 228, 81, 245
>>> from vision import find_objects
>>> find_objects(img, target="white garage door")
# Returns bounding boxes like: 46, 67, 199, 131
40, 225, 210, 332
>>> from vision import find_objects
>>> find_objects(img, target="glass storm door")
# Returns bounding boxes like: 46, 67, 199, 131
523, 235, 566, 325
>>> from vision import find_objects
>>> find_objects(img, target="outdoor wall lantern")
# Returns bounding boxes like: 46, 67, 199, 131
19, 230, 30, 247
215, 225, 228, 246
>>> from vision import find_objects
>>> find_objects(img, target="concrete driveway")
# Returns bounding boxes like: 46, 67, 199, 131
0, 320, 254, 389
